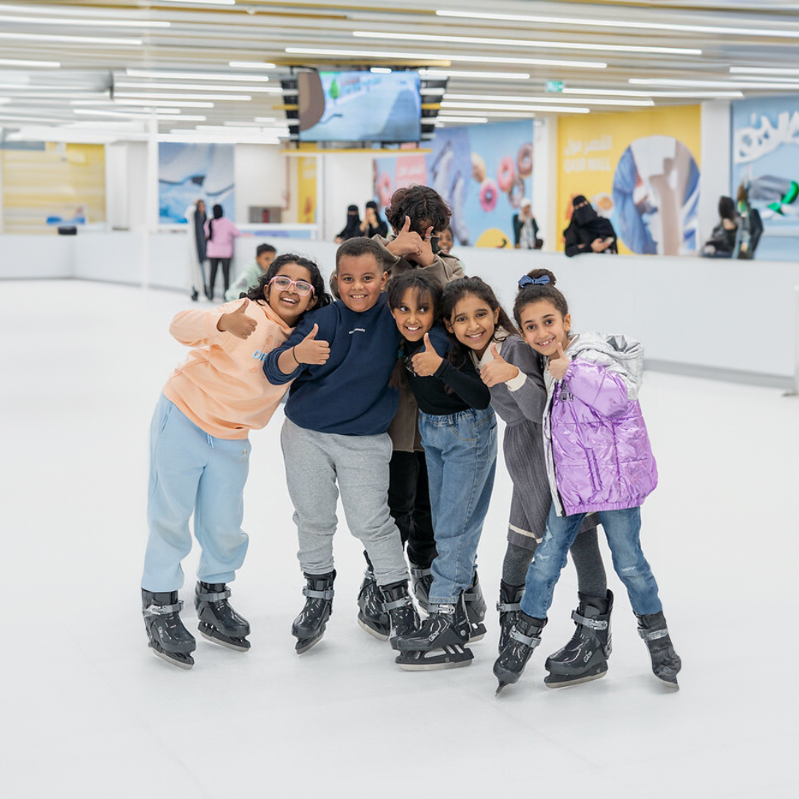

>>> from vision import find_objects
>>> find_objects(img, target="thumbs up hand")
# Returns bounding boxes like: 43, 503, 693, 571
548, 342, 570, 381
410, 332, 444, 377
480, 343, 520, 387
386, 215, 424, 260
217, 298, 258, 339
293, 323, 330, 365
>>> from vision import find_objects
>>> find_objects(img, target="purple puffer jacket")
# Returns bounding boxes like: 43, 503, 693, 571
543, 332, 657, 517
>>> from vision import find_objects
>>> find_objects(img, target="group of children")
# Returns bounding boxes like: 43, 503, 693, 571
141, 185, 681, 696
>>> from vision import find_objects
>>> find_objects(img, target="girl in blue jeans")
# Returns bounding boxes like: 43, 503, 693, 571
390, 272, 505, 670
494, 268, 681, 693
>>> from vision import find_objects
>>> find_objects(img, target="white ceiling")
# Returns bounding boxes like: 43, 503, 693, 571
1, 0, 799, 144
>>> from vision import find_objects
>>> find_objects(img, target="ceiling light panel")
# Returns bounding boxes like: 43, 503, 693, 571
126, 70, 271, 82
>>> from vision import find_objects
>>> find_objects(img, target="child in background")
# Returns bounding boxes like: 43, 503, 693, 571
224, 243, 277, 302
391, 273, 497, 670
437, 227, 454, 256
263, 238, 420, 656
141, 254, 329, 669
467, 277, 609, 688
494, 269, 680, 693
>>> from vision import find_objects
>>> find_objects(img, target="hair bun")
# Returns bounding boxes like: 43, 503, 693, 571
526, 268, 556, 286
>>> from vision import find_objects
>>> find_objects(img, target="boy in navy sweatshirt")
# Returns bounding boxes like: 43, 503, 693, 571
263, 238, 420, 655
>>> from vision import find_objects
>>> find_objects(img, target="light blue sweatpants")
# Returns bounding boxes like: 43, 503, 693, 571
141, 395, 251, 592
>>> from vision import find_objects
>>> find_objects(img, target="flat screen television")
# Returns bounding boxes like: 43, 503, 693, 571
297, 70, 421, 144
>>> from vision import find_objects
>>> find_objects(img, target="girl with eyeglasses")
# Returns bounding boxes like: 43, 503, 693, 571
140, 253, 330, 670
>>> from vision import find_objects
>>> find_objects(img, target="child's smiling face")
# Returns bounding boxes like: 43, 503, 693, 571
518, 299, 571, 357
265, 262, 316, 325
445, 292, 498, 358
334, 254, 386, 312
391, 287, 435, 343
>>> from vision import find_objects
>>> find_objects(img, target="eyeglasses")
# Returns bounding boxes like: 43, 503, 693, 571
269, 276, 315, 296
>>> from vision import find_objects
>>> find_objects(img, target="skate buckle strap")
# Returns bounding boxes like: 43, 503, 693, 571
572, 610, 608, 630
410, 566, 432, 576
302, 586, 334, 600
510, 628, 541, 648
639, 627, 669, 641
496, 600, 522, 613
382, 596, 413, 612
144, 600, 183, 617
197, 588, 231, 603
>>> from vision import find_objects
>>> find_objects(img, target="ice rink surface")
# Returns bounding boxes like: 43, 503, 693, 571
1, 280, 797, 798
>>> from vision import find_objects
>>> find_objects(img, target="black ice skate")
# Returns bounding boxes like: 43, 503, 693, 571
379, 580, 420, 650
463, 570, 487, 642
394, 593, 473, 670
494, 613, 546, 695
141, 589, 196, 670
544, 591, 613, 688
409, 562, 433, 612
195, 582, 251, 652
292, 571, 335, 654
357, 570, 391, 641
497, 580, 525, 654
636, 610, 681, 689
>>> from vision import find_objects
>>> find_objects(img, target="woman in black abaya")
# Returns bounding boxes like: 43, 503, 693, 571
564, 195, 619, 257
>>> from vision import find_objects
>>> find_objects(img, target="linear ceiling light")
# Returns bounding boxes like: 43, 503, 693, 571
71, 99, 214, 109
435, 9, 799, 39
228, 61, 277, 69
73, 109, 207, 121
437, 116, 488, 123
0, 32, 142, 45
420, 70, 530, 80
115, 92, 251, 101
445, 93, 653, 106
730, 66, 799, 75
562, 87, 745, 98
442, 101, 589, 113
115, 82, 281, 93
629, 78, 799, 89
0, 14, 168, 27
285, 47, 605, 70
126, 69, 270, 82
353, 30, 701, 56
0, 58, 60, 67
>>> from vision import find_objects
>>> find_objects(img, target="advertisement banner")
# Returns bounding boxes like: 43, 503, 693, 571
158, 142, 234, 224
296, 156, 317, 224
732, 95, 799, 256
373, 120, 533, 248
557, 106, 701, 255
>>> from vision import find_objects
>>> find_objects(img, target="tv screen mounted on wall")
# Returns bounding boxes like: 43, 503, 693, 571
297, 70, 422, 144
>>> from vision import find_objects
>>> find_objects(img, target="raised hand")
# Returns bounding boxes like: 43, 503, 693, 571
293, 323, 330, 365
548, 342, 570, 381
410, 332, 444, 377
480, 343, 520, 387
386, 215, 424, 259
590, 237, 607, 252
217, 298, 257, 339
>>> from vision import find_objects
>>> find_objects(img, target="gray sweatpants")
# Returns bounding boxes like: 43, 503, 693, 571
281, 418, 409, 586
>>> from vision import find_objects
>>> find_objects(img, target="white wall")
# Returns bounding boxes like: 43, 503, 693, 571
699, 101, 732, 246
233, 144, 287, 223
320, 151, 375, 241
532, 116, 558, 250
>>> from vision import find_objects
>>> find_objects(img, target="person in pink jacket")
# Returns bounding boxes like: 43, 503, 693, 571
494, 268, 680, 694
204, 204, 241, 301
141, 253, 330, 669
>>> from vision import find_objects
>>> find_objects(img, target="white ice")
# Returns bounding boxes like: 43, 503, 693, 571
1, 280, 797, 798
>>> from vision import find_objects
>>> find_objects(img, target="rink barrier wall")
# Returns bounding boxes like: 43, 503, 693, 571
2, 232, 799, 389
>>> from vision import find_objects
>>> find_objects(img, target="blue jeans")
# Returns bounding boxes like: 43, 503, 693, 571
142, 395, 251, 592
520, 505, 662, 619
419, 407, 497, 605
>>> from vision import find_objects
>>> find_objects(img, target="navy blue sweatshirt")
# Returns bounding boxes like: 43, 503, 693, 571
263, 294, 400, 436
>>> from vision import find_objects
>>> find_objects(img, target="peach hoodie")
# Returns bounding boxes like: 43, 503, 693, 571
163, 298, 293, 440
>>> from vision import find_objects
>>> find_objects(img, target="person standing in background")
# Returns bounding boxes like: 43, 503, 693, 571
513, 199, 542, 250
334, 205, 362, 243
205, 204, 241, 301
563, 195, 618, 257
360, 200, 389, 239
185, 199, 207, 302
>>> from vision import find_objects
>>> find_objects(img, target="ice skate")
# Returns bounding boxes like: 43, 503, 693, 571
544, 591, 613, 688
292, 571, 335, 654
356, 570, 391, 641
379, 580, 421, 650
463, 570, 487, 642
394, 593, 473, 670
497, 580, 525, 654
195, 581, 251, 652
494, 613, 546, 695
409, 562, 433, 612
637, 610, 681, 689
141, 589, 196, 670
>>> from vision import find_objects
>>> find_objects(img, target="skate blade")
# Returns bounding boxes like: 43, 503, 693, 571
199, 629, 250, 652
395, 645, 473, 671
357, 616, 390, 642
655, 674, 680, 690
294, 633, 325, 654
544, 667, 607, 689
150, 644, 194, 670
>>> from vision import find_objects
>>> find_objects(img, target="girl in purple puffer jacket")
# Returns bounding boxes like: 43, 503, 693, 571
494, 268, 681, 694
